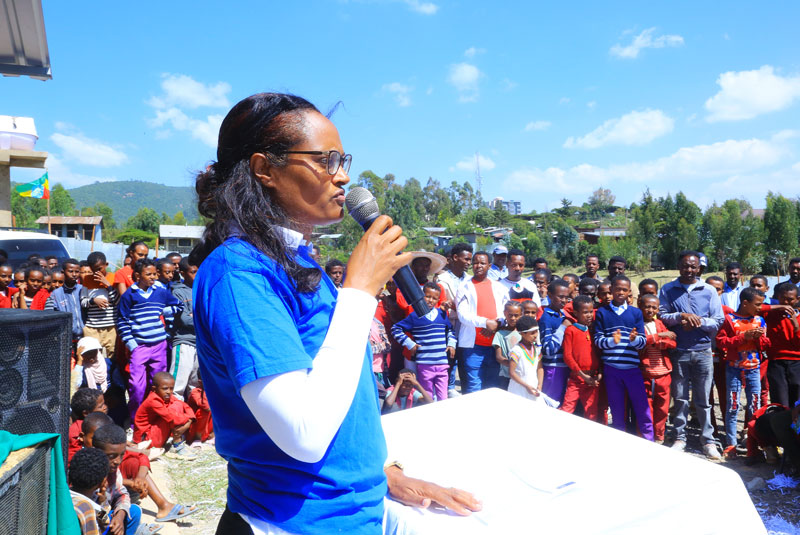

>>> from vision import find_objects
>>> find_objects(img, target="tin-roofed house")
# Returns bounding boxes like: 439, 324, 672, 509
159, 225, 204, 255
37, 216, 103, 241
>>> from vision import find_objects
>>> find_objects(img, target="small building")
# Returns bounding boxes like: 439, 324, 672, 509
580, 227, 627, 245
159, 225, 204, 255
37, 216, 102, 241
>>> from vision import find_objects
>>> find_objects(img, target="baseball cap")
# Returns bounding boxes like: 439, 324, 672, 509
697, 253, 708, 268
492, 244, 508, 255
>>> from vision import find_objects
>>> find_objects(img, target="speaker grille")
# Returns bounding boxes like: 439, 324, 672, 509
0, 443, 52, 535
0, 310, 72, 464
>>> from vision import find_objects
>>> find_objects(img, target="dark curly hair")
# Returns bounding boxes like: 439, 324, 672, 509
70, 388, 102, 419
69, 447, 110, 489
92, 424, 127, 448
192, 92, 324, 293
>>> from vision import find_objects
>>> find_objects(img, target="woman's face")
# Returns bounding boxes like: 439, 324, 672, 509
256, 111, 350, 232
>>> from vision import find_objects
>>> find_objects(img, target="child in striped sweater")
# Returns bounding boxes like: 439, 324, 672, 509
117, 258, 183, 423
391, 282, 456, 402
594, 275, 652, 441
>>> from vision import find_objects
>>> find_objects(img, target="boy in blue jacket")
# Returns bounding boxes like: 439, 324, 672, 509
117, 258, 183, 423
594, 275, 652, 440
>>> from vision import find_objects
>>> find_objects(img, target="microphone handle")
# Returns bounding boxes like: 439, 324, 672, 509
354, 211, 430, 317
393, 265, 431, 318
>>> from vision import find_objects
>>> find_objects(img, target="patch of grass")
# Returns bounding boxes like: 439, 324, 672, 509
165, 446, 228, 533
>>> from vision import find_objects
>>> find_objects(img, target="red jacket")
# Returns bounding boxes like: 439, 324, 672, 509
640, 318, 676, 377
716, 313, 771, 369
0, 287, 19, 308
133, 391, 195, 446
29, 288, 50, 310
563, 324, 599, 381
765, 309, 800, 361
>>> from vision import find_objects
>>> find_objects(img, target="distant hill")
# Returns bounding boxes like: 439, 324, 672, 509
69, 180, 198, 224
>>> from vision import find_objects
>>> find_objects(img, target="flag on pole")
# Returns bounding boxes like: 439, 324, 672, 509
14, 172, 50, 199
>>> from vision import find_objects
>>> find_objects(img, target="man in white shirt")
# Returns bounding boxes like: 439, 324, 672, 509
487, 244, 509, 281
435, 243, 473, 397
720, 261, 744, 310
498, 249, 541, 307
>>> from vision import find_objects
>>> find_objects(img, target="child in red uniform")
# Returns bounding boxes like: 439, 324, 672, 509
133, 372, 196, 458
561, 296, 601, 420
16, 266, 49, 309
716, 287, 771, 455
68, 388, 107, 464
187, 376, 214, 444
765, 282, 800, 408
638, 294, 676, 443
0, 264, 19, 308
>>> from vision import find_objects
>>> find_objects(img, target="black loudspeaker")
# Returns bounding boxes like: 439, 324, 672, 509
0, 441, 52, 535
0, 310, 72, 463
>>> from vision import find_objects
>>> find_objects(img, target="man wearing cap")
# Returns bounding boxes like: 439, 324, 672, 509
395, 252, 448, 317
697, 252, 708, 276
488, 244, 509, 281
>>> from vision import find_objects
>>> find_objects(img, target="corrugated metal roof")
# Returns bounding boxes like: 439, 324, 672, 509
159, 225, 205, 239
0, 0, 51, 80
36, 216, 102, 225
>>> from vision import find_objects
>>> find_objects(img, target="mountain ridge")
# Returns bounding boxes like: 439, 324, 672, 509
68, 180, 198, 223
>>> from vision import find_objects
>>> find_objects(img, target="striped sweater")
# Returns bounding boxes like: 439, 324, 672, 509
117, 284, 183, 350
593, 304, 647, 369
391, 308, 456, 366
540, 306, 567, 368
81, 286, 119, 328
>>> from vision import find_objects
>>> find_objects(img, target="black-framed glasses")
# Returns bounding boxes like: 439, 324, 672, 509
283, 150, 352, 176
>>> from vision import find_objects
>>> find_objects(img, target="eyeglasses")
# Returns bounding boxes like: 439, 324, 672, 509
283, 150, 352, 176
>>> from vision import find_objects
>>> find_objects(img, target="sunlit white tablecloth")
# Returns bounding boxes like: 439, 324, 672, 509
381, 388, 765, 535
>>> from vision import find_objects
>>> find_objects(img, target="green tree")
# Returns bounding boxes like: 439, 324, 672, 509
10, 182, 75, 227
492, 202, 511, 227
115, 229, 157, 249
126, 207, 161, 234
587, 188, 616, 219
524, 232, 546, 261
764, 192, 799, 274
628, 189, 660, 269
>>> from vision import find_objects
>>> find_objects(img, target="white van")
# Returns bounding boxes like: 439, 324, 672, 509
0, 230, 71, 269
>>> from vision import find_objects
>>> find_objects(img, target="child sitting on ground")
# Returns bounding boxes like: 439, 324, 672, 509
639, 294, 676, 444
594, 276, 652, 441
117, 258, 183, 422
187, 375, 214, 445
382, 368, 433, 414
133, 372, 196, 458
493, 301, 524, 391
561, 296, 601, 419
716, 287, 771, 456
390, 283, 456, 402
69, 447, 110, 535
507, 315, 543, 401
91, 425, 142, 535
80, 414, 197, 524
69, 388, 107, 464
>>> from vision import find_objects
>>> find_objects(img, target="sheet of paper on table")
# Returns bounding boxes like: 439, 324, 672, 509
381, 388, 766, 535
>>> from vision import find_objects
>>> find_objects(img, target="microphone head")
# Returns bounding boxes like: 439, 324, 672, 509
345, 187, 380, 227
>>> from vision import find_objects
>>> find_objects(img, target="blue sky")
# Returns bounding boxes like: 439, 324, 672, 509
5, 1, 800, 213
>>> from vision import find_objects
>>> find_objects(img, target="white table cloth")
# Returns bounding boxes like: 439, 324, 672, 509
382, 388, 765, 535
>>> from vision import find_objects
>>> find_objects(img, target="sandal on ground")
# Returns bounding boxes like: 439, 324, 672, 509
156, 503, 199, 522
134, 523, 163, 535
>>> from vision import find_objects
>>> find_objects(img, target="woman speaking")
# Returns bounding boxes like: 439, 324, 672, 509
191, 93, 480, 535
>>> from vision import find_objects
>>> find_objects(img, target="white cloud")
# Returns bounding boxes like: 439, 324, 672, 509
50, 131, 129, 167
464, 47, 485, 58
524, 120, 551, 132
610, 27, 684, 59
704, 65, 800, 122
14, 154, 119, 189
403, 0, 438, 15
454, 154, 496, 173
564, 109, 674, 149
148, 108, 223, 147
447, 62, 482, 102
382, 82, 413, 107
148, 74, 231, 109
505, 132, 793, 197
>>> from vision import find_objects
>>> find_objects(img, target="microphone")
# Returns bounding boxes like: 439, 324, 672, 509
345, 187, 431, 317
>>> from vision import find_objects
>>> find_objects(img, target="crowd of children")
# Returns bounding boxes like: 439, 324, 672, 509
0, 244, 209, 535
365, 247, 800, 471
4, 241, 800, 532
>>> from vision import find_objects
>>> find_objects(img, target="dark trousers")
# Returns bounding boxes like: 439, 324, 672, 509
217, 505, 255, 535
767, 359, 800, 408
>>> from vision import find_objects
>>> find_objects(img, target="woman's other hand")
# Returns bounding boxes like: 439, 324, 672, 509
385, 465, 482, 516
344, 215, 411, 297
